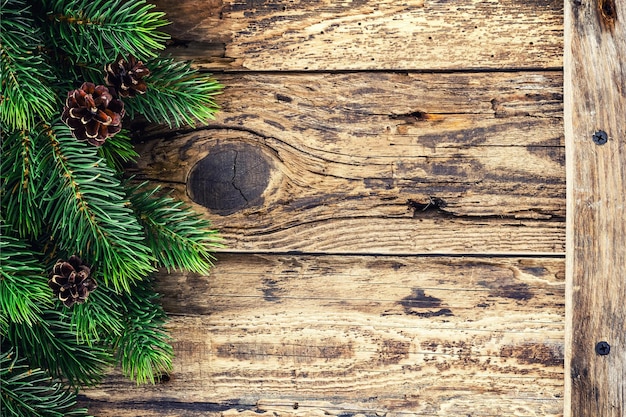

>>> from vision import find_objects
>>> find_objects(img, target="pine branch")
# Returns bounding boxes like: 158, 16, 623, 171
7, 309, 113, 387
40, 123, 155, 292
2, 0, 224, 406
0, 129, 46, 238
0, 232, 51, 331
0, 0, 58, 131
111, 276, 173, 384
70, 287, 125, 346
96, 129, 139, 173
124, 57, 222, 128
40, 0, 169, 62
0, 348, 93, 417
127, 182, 222, 275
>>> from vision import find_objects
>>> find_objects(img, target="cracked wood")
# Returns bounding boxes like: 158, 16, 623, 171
131, 71, 565, 254
152, 0, 563, 71
84, 0, 570, 415
81, 255, 565, 417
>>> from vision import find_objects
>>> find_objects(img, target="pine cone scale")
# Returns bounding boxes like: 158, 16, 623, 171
54, 260, 73, 277
67, 107, 88, 121
93, 109, 113, 125
85, 120, 101, 139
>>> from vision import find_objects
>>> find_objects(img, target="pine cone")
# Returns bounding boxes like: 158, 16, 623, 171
104, 55, 150, 98
48, 256, 97, 307
61, 82, 125, 146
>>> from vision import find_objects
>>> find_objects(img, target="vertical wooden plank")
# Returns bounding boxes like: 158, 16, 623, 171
564, 0, 626, 416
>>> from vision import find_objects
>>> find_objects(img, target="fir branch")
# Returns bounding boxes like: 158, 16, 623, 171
0, 0, 58, 131
1, 0, 223, 405
0, 232, 51, 331
1, 130, 43, 238
40, 0, 169, 62
96, 129, 139, 173
40, 123, 155, 293
111, 277, 172, 384
124, 57, 222, 128
70, 287, 125, 346
127, 182, 222, 275
0, 349, 93, 417
7, 309, 113, 387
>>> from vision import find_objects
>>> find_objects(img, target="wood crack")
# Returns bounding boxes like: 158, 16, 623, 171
231, 150, 249, 204
407, 198, 565, 222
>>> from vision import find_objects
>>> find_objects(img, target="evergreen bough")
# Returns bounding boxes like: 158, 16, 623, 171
1, 0, 222, 413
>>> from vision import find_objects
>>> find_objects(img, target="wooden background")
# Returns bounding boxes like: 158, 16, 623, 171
81, 0, 567, 416
564, 0, 625, 416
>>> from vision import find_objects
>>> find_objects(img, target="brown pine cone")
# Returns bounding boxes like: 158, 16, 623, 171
61, 82, 125, 146
104, 55, 150, 98
48, 256, 97, 307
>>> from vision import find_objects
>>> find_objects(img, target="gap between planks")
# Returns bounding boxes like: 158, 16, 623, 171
194, 67, 565, 75
211, 250, 566, 258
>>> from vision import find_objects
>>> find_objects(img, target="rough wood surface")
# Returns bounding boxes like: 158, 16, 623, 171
131, 71, 565, 254
564, 0, 626, 416
80, 0, 569, 415
153, 0, 563, 71
81, 255, 565, 417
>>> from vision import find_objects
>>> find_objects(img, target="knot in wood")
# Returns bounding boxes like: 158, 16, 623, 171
187, 142, 271, 215
598, 0, 616, 29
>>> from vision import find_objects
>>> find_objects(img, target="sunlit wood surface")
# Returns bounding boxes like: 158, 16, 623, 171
80, 1, 568, 416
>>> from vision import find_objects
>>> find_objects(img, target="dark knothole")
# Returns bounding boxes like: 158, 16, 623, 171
187, 142, 272, 215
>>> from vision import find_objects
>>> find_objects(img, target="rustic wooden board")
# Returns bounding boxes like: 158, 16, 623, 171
81, 254, 565, 416
131, 71, 565, 254
564, 0, 626, 416
153, 0, 563, 71
82, 0, 570, 415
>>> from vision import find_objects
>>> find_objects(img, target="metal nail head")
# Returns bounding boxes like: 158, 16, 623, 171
592, 130, 608, 145
595, 341, 610, 355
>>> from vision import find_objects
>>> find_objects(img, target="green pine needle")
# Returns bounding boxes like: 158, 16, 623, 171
111, 277, 172, 385
0, 0, 58, 131
124, 57, 222, 128
41, 0, 169, 61
0, 349, 94, 417
70, 287, 125, 346
0, 129, 46, 238
7, 310, 114, 387
40, 124, 155, 293
96, 129, 140, 173
0, 232, 52, 330
127, 182, 222, 275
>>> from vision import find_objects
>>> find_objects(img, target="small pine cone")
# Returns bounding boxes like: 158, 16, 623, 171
104, 55, 150, 98
48, 256, 97, 308
61, 82, 125, 146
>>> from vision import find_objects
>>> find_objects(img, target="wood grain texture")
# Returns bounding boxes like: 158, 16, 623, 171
83, 0, 571, 415
81, 255, 565, 417
131, 71, 565, 254
152, 0, 563, 71
564, 0, 626, 416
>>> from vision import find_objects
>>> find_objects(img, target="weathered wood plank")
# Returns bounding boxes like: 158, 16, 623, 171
564, 0, 626, 416
131, 72, 565, 254
153, 0, 563, 71
82, 255, 565, 416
